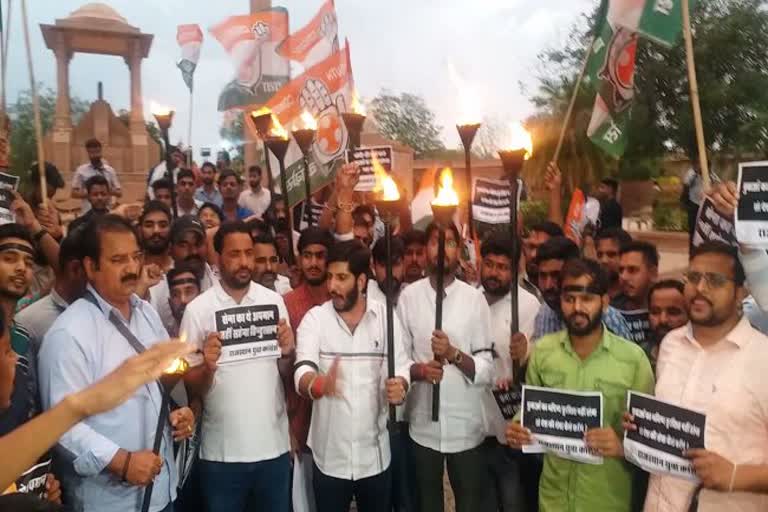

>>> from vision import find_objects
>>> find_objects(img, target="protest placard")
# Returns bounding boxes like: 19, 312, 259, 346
735, 161, 768, 247
3, 459, 51, 498
692, 196, 738, 248
493, 385, 523, 420
346, 146, 393, 192
521, 385, 604, 464
471, 177, 522, 225
0, 172, 19, 226
215, 305, 280, 364
624, 391, 706, 481
619, 309, 650, 344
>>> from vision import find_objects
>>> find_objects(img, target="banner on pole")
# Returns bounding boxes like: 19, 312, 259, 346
735, 161, 768, 247
609, 0, 697, 48
470, 177, 522, 225
176, 24, 203, 91
277, 0, 339, 69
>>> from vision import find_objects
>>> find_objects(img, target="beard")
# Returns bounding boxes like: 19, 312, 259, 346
565, 310, 603, 337
184, 255, 205, 274
481, 276, 510, 297
688, 295, 726, 327
427, 259, 458, 277
256, 271, 277, 290
376, 277, 402, 297
331, 285, 359, 313
542, 289, 561, 312
143, 236, 169, 256
223, 267, 252, 290
303, 266, 326, 286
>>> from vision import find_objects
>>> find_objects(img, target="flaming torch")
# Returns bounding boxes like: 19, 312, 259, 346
342, 92, 366, 151
250, 107, 276, 195
497, 122, 533, 384
264, 115, 295, 264
372, 154, 403, 429
152, 104, 177, 218
142, 333, 190, 512
456, 118, 481, 240
430, 168, 460, 422
292, 111, 318, 226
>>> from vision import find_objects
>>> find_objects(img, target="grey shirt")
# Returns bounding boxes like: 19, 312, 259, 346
14, 289, 68, 353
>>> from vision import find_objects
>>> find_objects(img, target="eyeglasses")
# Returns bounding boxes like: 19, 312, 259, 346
683, 271, 734, 289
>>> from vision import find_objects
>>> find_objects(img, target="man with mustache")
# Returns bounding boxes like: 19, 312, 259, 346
252, 233, 292, 295
195, 162, 223, 208
522, 222, 564, 299
71, 138, 122, 214
181, 221, 295, 512
38, 215, 195, 512
612, 241, 659, 344
139, 201, 173, 271
531, 237, 633, 342
401, 230, 427, 286
638, 242, 768, 511
294, 240, 412, 511
69, 175, 112, 234
640, 280, 688, 372
368, 235, 405, 305
507, 258, 654, 512
397, 221, 494, 512
478, 232, 540, 512
166, 263, 202, 338
595, 228, 632, 299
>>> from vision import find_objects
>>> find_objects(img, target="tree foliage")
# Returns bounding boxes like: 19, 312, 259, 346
369, 90, 445, 157
528, 0, 768, 183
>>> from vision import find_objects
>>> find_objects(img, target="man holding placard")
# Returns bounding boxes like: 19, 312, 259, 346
641, 241, 768, 511
507, 258, 654, 512
182, 221, 295, 512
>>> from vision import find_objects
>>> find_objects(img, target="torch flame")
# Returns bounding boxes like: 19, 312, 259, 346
299, 110, 318, 131
150, 102, 173, 116
252, 106, 271, 117
448, 61, 481, 126
351, 92, 366, 116
504, 122, 534, 160
431, 168, 459, 206
163, 331, 190, 375
372, 152, 400, 201
268, 114, 288, 139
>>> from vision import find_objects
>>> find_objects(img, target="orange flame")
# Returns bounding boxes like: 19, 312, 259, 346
431, 168, 459, 206
372, 152, 399, 201
164, 332, 190, 375
252, 106, 271, 117
504, 122, 534, 160
299, 110, 318, 130
268, 114, 288, 139
150, 102, 173, 116
351, 91, 366, 116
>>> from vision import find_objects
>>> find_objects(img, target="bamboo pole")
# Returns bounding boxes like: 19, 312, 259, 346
21, 0, 47, 204
552, 37, 595, 164
1, 0, 10, 110
186, 86, 194, 168
681, 0, 711, 190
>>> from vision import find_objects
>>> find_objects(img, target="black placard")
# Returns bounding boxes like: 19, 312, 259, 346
0, 172, 19, 226
214, 304, 279, 363
3, 459, 51, 498
619, 309, 650, 344
493, 385, 523, 420
346, 146, 393, 192
692, 197, 738, 248
735, 163, 768, 246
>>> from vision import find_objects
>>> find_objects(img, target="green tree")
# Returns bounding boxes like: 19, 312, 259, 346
369, 90, 445, 157
9, 86, 89, 176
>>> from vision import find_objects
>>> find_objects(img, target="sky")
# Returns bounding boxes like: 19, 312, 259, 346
6, 0, 595, 161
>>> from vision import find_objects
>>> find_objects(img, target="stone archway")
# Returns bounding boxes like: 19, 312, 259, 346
39, 3, 155, 176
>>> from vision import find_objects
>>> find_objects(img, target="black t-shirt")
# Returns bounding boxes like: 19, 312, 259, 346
599, 199, 623, 229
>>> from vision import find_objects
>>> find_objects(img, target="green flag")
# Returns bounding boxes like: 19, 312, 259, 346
608, 0, 697, 47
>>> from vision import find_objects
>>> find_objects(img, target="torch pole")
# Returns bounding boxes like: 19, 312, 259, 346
384, 220, 397, 428
278, 158, 295, 265
432, 226, 446, 422
21, 0, 47, 206
263, 141, 275, 196
457, 123, 481, 240
303, 154, 313, 227
162, 129, 178, 219
141, 385, 170, 512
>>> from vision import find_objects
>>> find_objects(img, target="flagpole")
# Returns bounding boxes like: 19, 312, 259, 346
21, 0, 48, 205
551, 37, 595, 164
187, 84, 194, 168
681, 0, 711, 190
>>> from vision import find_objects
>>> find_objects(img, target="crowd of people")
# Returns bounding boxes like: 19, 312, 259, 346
0, 137, 767, 512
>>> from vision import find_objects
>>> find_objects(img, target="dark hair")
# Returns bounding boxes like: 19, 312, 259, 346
199, 202, 224, 222
352, 205, 376, 227
218, 168, 242, 185
372, 235, 405, 265
601, 178, 619, 195
246, 217, 268, 236
530, 221, 564, 238
177, 169, 195, 183
84, 174, 109, 193
649, 279, 685, 302
621, 240, 660, 268
425, 221, 460, 246
166, 261, 202, 291
595, 228, 632, 248
561, 258, 609, 296
401, 229, 427, 247
248, 165, 262, 176
253, 232, 279, 252
59, 226, 84, 269
328, 239, 371, 279
85, 138, 101, 149
201, 162, 216, 172
213, 220, 252, 254
298, 226, 334, 253
690, 241, 746, 286
139, 200, 172, 224
80, 214, 137, 264
481, 230, 522, 267
151, 178, 173, 192
29, 162, 65, 190
536, 236, 579, 265
0, 223, 34, 247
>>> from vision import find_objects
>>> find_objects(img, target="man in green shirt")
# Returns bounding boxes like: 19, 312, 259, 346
507, 258, 654, 512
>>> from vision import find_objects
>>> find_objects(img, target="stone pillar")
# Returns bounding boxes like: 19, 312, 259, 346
51, 35, 73, 173
127, 41, 148, 174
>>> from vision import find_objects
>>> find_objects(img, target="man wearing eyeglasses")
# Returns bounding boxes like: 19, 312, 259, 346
642, 241, 768, 511
252, 233, 292, 295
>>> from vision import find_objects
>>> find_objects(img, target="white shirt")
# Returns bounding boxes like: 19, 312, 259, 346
275, 274, 292, 296
397, 277, 493, 453
177, 198, 204, 217
181, 280, 291, 463
72, 161, 121, 213
294, 299, 413, 480
147, 162, 179, 200
481, 287, 540, 444
149, 263, 217, 337
238, 187, 271, 218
